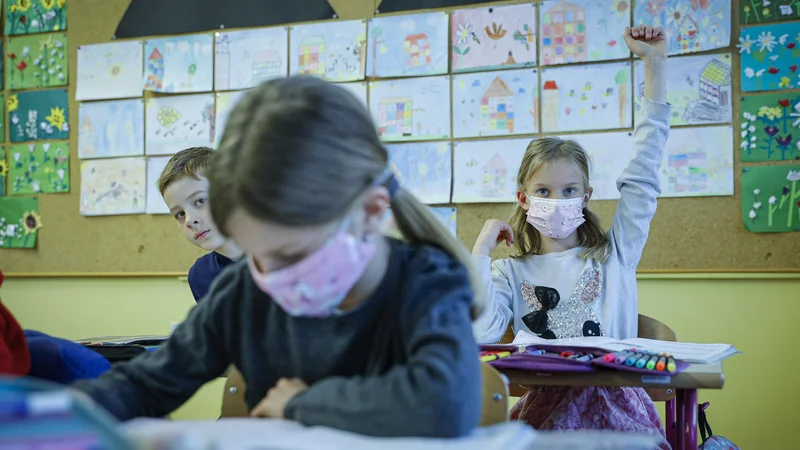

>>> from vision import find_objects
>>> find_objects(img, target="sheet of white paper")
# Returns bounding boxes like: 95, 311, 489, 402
633, 0, 731, 56
79, 157, 146, 216
144, 34, 214, 93
369, 76, 451, 142
557, 131, 634, 200
145, 157, 171, 215
451, 3, 537, 73
78, 99, 145, 160
340, 82, 368, 107
539, 0, 630, 65
289, 19, 367, 82
453, 68, 538, 138
634, 53, 732, 126
145, 94, 215, 155
452, 138, 529, 203
382, 207, 457, 239
214, 90, 249, 146
540, 61, 632, 133
76, 41, 144, 101
660, 126, 734, 198
386, 141, 452, 204
214, 27, 289, 91
368, 12, 449, 78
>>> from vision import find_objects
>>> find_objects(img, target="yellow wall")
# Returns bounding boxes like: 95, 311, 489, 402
2, 276, 799, 448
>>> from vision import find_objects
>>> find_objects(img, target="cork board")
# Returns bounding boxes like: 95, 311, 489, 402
1, 0, 798, 275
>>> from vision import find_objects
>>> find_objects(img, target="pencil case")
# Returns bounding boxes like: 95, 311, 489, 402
481, 344, 610, 373
591, 350, 690, 375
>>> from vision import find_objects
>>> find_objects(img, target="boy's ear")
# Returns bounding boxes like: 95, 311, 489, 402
516, 190, 529, 210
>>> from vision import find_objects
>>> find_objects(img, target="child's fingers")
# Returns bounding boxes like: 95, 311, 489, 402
654, 26, 664, 38
645, 24, 653, 39
631, 26, 639, 38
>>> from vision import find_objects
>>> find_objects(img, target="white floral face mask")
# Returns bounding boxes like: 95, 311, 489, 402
525, 194, 586, 239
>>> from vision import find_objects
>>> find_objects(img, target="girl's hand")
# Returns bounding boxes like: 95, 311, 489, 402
624, 25, 667, 61
473, 219, 514, 256
250, 378, 308, 419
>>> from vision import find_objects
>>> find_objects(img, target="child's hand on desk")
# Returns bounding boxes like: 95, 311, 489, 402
251, 378, 308, 419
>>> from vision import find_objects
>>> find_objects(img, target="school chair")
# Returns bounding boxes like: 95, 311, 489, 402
220, 366, 249, 418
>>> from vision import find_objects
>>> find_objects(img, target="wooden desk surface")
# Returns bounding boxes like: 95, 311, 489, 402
500, 363, 725, 390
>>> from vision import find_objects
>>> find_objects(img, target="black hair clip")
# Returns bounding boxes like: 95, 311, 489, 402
522, 286, 560, 340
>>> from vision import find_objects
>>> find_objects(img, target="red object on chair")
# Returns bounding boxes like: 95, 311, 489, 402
0, 269, 31, 376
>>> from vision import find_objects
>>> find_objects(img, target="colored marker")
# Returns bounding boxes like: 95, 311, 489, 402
604, 350, 627, 363
645, 355, 659, 370
561, 351, 574, 358
655, 356, 667, 371
576, 354, 594, 362
635, 354, 649, 369
527, 349, 545, 355
667, 357, 676, 372
625, 353, 644, 366
614, 351, 632, 364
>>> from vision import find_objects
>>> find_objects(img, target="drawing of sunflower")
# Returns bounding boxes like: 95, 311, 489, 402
56, 0, 64, 8
0, 159, 8, 177
16, 0, 32, 11
22, 210, 42, 234
7, 95, 19, 112
39, 34, 54, 51
40, 0, 55, 9
45, 106, 66, 130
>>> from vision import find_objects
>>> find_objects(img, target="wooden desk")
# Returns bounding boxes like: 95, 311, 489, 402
498, 363, 725, 450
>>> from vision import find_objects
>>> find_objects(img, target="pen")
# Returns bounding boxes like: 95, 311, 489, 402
645, 355, 659, 370
667, 357, 676, 372
655, 356, 667, 371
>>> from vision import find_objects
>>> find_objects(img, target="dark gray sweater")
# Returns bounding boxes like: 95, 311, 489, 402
73, 240, 482, 438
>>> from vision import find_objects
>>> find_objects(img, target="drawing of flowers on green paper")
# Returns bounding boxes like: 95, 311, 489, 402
739, 23, 800, 92
740, 0, 800, 25
0, 196, 41, 249
8, 89, 70, 143
5, 0, 67, 36
0, 147, 7, 197
740, 93, 800, 161
6, 33, 68, 90
8, 142, 69, 195
742, 166, 800, 233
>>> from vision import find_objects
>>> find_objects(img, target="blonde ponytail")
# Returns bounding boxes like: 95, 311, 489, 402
389, 188, 486, 319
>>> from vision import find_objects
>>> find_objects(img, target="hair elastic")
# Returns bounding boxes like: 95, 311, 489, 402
375, 169, 400, 198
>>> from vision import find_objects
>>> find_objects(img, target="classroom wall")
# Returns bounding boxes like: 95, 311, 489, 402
2, 276, 798, 447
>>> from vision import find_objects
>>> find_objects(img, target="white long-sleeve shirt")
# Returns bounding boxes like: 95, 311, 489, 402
472, 98, 671, 344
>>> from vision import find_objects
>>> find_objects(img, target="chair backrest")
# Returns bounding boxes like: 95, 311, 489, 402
637, 314, 677, 402
480, 362, 509, 426
220, 366, 249, 418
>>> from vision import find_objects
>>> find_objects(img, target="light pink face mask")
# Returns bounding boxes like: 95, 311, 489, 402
247, 219, 376, 317
525, 195, 586, 239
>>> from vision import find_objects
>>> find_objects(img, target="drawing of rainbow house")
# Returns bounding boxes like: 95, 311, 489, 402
698, 59, 732, 107
677, 15, 700, 54
542, 80, 559, 130
297, 37, 326, 75
481, 77, 515, 134
252, 49, 283, 82
404, 34, 432, 68
377, 97, 413, 136
667, 151, 708, 193
145, 48, 165, 90
482, 154, 507, 197
540, 1, 587, 65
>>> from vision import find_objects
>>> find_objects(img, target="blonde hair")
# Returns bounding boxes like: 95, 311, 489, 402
509, 137, 611, 263
156, 147, 214, 195
207, 76, 486, 319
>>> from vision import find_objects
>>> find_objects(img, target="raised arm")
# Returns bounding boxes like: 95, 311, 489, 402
610, 25, 670, 268
283, 251, 481, 438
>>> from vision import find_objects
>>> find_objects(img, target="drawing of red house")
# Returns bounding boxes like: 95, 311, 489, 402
481, 77, 515, 134
298, 37, 326, 75
542, 80, 559, 131
677, 15, 700, 54
404, 33, 432, 68
145, 48, 165, 90
482, 154, 507, 198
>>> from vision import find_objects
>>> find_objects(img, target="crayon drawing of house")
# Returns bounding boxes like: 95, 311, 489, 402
698, 59, 732, 107
481, 77, 515, 134
252, 49, 283, 82
377, 97, 413, 136
677, 15, 700, 54
482, 154, 507, 198
540, 1, 587, 65
542, 80, 559, 130
297, 37, 326, 75
404, 33, 432, 69
667, 151, 708, 193
145, 48, 165, 90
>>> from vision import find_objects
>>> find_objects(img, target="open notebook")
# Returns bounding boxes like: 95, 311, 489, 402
506, 331, 739, 364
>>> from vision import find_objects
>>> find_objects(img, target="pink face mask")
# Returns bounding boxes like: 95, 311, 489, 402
525, 195, 586, 239
247, 219, 376, 317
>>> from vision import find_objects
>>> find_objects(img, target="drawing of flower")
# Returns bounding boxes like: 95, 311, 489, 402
456, 23, 472, 45
157, 106, 181, 128
45, 106, 66, 130
744, 67, 755, 78
665, 3, 690, 27
748, 209, 757, 220
765, 125, 779, 136
757, 31, 777, 53
744, 112, 757, 122
790, 102, 800, 128
56, 0, 64, 7
40, 0, 55, 9
753, 201, 762, 210
737, 35, 755, 54
789, 170, 800, 182
645, 0, 667, 16
21, 210, 42, 235
769, 196, 777, 204
758, 106, 782, 121
7, 95, 19, 112
779, 77, 791, 88
610, 0, 629, 17
754, 189, 761, 196
0, 160, 7, 177
780, 5, 793, 16
16, 0, 31, 11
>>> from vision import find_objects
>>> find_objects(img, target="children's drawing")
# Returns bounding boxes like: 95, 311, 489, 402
80, 157, 146, 216
540, 62, 631, 133
742, 165, 800, 233
144, 34, 214, 93
1, 43, 4, 89
8, 142, 69, 195
369, 76, 451, 142
6, 33, 67, 90
0, 197, 41, 249
453, 68, 538, 138
452, 138, 529, 203
215, 27, 288, 91
0, 147, 7, 197
451, 4, 537, 73
145, 94, 215, 156
539, 0, 630, 65
740, 0, 800, 25
740, 92, 800, 162
558, 132, 634, 200
0, 94, 5, 138
739, 22, 800, 92
634, 53, 732, 126
340, 82, 368, 108
78, 100, 145, 159
659, 126, 733, 197
289, 19, 367, 82
386, 142, 452, 204
146, 156, 171, 215
634, 0, 731, 55
368, 12, 449, 78
214, 90, 248, 145
381, 206, 457, 238
8, 89, 69, 143
76, 41, 143, 101
5, 0, 66, 35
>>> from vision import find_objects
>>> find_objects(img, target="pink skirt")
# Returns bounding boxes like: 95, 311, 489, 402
511, 386, 671, 450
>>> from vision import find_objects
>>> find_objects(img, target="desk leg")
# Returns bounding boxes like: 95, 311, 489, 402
683, 389, 698, 449
665, 399, 676, 448
676, 390, 685, 450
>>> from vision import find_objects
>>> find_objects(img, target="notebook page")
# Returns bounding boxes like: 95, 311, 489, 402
619, 338, 740, 364
511, 331, 626, 350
